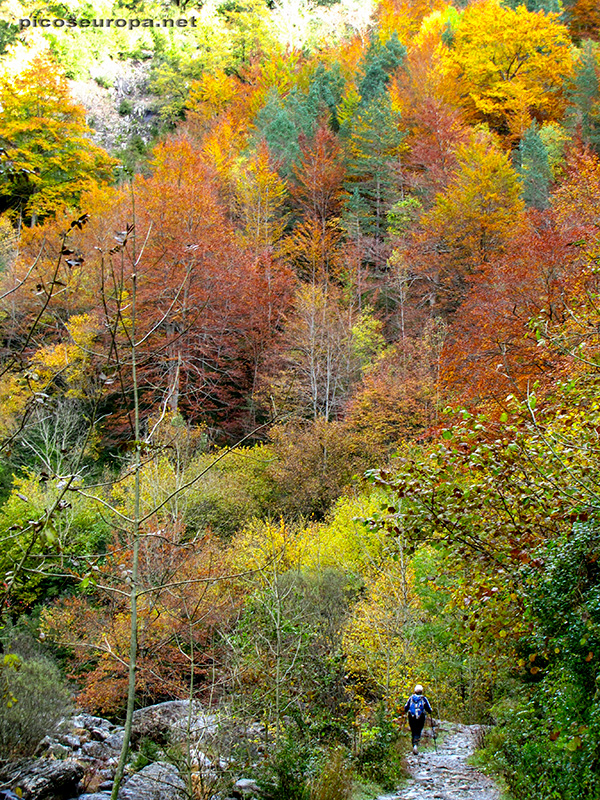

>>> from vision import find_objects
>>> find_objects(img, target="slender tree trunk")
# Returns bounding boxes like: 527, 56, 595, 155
111, 266, 142, 800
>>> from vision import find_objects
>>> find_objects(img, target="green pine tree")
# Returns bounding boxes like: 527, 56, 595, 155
254, 65, 344, 173
502, 0, 561, 12
344, 97, 404, 245
255, 89, 306, 169
571, 41, 600, 153
358, 32, 406, 105
519, 120, 552, 210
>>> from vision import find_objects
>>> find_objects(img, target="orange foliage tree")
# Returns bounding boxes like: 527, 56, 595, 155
42, 530, 233, 717
284, 124, 346, 284
8, 136, 295, 438
552, 145, 600, 232
441, 211, 580, 406
404, 97, 470, 202
566, 0, 600, 41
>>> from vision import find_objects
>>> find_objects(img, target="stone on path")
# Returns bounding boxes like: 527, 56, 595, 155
380, 723, 500, 800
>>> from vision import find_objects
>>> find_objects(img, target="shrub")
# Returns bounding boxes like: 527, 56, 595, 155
257, 733, 313, 800
0, 654, 72, 757
478, 692, 600, 800
310, 748, 352, 800
119, 99, 133, 116
131, 737, 163, 772
354, 712, 407, 790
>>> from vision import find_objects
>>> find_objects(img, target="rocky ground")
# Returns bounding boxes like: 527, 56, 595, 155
379, 723, 502, 800
69, 60, 157, 154
0, 710, 501, 800
0, 701, 241, 800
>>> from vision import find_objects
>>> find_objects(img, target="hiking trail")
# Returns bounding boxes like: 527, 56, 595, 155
379, 722, 501, 800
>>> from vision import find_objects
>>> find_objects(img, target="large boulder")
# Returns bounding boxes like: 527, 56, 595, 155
118, 762, 185, 800
131, 701, 216, 746
0, 759, 84, 800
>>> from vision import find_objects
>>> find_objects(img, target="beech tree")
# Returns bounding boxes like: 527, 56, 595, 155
439, 0, 573, 139
440, 213, 575, 403
235, 142, 289, 257
267, 285, 384, 422
563, 0, 600, 41
415, 132, 524, 313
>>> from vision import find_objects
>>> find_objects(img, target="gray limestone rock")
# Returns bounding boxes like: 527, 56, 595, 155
71, 715, 112, 732
82, 741, 116, 760
77, 794, 112, 800
57, 734, 81, 750
233, 777, 260, 796
0, 758, 84, 800
103, 732, 124, 752
118, 762, 185, 800
131, 700, 215, 745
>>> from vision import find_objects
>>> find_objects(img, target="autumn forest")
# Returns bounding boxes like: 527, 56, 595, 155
0, 0, 600, 796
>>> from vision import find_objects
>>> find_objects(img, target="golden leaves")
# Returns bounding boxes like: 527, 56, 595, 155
437, 0, 573, 138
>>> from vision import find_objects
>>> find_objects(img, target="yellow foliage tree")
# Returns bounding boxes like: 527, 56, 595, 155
423, 132, 524, 268
0, 54, 117, 222
377, 0, 449, 45
438, 0, 573, 139
30, 314, 99, 399
343, 559, 421, 713
235, 143, 289, 255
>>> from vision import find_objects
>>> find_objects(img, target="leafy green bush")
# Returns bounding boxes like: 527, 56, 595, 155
478, 524, 600, 799
131, 737, 163, 772
119, 99, 134, 116
257, 732, 313, 800
0, 654, 72, 757
354, 712, 407, 790
478, 692, 600, 800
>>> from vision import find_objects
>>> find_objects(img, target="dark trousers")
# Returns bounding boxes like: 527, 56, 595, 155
408, 713, 425, 746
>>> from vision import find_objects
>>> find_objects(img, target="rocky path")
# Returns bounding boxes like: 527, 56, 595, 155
379, 723, 502, 800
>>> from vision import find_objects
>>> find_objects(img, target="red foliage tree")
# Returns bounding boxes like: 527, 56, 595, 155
285, 124, 347, 286
441, 211, 583, 406
6, 137, 295, 441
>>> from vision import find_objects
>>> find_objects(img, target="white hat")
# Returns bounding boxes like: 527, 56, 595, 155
414, 684, 423, 694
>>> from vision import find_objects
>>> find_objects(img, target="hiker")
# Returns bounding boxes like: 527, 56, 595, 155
404, 684, 433, 755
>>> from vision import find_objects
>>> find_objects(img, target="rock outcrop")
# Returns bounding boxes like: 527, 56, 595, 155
118, 762, 186, 800
0, 758, 84, 800
131, 700, 217, 747
0, 702, 263, 800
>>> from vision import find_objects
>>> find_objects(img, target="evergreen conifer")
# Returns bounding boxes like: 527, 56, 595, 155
519, 120, 552, 209
572, 41, 600, 152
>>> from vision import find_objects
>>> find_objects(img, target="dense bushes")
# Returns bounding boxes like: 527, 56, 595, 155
354, 712, 408, 790
0, 653, 72, 757
477, 523, 600, 799
255, 724, 397, 800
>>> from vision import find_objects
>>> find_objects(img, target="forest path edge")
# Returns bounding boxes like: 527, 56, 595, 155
378, 722, 502, 800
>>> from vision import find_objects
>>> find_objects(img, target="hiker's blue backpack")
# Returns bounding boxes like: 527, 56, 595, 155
408, 694, 426, 718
